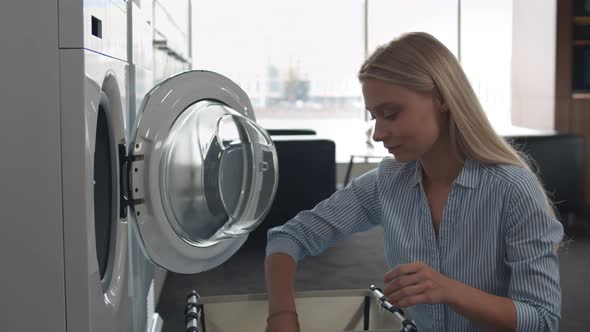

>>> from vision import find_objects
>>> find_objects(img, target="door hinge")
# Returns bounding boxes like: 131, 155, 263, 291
119, 143, 145, 218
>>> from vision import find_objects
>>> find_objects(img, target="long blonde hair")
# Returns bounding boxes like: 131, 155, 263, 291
358, 32, 556, 218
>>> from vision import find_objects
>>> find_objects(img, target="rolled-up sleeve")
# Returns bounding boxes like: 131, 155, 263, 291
504, 171, 564, 332
266, 168, 382, 262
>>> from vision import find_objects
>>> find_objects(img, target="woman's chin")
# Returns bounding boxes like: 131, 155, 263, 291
392, 152, 415, 163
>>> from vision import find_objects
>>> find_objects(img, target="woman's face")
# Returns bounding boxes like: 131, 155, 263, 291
362, 79, 448, 162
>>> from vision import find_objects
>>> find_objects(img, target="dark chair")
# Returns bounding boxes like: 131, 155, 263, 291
245, 138, 337, 249
506, 133, 585, 226
266, 129, 317, 136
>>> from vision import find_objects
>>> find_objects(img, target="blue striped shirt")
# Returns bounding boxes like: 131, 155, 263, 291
266, 158, 564, 332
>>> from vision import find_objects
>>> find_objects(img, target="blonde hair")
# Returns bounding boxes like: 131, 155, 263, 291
358, 32, 557, 218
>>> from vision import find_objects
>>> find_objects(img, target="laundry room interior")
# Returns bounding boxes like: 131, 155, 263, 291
1, 0, 590, 331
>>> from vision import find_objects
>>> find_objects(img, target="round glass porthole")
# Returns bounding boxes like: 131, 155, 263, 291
159, 100, 278, 247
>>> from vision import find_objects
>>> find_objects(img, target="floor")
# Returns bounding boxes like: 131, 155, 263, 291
158, 221, 590, 332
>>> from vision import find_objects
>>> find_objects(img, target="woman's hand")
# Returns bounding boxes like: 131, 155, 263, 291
383, 261, 457, 308
265, 311, 300, 332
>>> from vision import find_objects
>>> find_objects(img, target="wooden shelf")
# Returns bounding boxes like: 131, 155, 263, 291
575, 16, 590, 25
573, 92, 590, 99
574, 40, 590, 45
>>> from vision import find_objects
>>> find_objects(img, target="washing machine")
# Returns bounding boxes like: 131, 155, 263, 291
68, 57, 279, 332
59, 1, 132, 331
2, 0, 131, 330
0, 1, 279, 332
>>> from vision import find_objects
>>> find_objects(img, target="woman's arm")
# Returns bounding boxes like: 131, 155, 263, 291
447, 170, 563, 332
266, 167, 382, 262
502, 172, 564, 332
264, 167, 384, 331
446, 279, 516, 332
265, 252, 298, 313
383, 262, 516, 331
265, 252, 300, 332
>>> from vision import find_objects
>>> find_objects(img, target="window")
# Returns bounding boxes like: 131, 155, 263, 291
368, 0, 459, 56
193, 0, 365, 126
192, 1, 514, 160
460, 0, 513, 129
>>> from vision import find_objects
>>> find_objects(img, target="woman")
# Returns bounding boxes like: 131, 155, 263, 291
264, 32, 563, 332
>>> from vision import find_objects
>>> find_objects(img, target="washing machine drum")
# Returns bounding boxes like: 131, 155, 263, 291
128, 71, 278, 274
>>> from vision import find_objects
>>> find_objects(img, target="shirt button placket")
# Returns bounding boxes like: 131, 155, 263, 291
440, 186, 457, 266
419, 184, 438, 268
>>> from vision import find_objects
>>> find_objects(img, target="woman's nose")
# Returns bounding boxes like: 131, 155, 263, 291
372, 121, 387, 142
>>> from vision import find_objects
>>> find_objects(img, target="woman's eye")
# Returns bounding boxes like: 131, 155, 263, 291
384, 111, 398, 120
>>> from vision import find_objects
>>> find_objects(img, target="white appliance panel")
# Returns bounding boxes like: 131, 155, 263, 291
60, 48, 132, 332
59, 0, 128, 61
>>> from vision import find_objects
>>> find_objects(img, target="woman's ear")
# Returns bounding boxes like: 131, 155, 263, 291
433, 89, 449, 112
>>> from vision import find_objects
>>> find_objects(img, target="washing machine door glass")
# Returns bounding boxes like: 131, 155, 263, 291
130, 70, 278, 274
161, 100, 277, 244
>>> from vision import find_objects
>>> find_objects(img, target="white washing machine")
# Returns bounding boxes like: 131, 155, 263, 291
0, 1, 279, 332
61, 48, 133, 332
59, 1, 133, 331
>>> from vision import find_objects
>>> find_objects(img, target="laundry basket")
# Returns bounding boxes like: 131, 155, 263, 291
185, 289, 405, 332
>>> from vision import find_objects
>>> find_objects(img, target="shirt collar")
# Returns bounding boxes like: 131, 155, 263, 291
410, 158, 480, 189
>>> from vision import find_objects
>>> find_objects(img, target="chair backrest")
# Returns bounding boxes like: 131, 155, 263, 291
506, 133, 585, 220
245, 138, 337, 249
266, 129, 317, 136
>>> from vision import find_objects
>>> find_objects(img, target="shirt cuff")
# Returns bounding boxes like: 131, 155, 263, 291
514, 300, 539, 332
265, 235, 304, 262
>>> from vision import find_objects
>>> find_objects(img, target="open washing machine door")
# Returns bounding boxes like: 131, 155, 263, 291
125, 70, 278, 274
